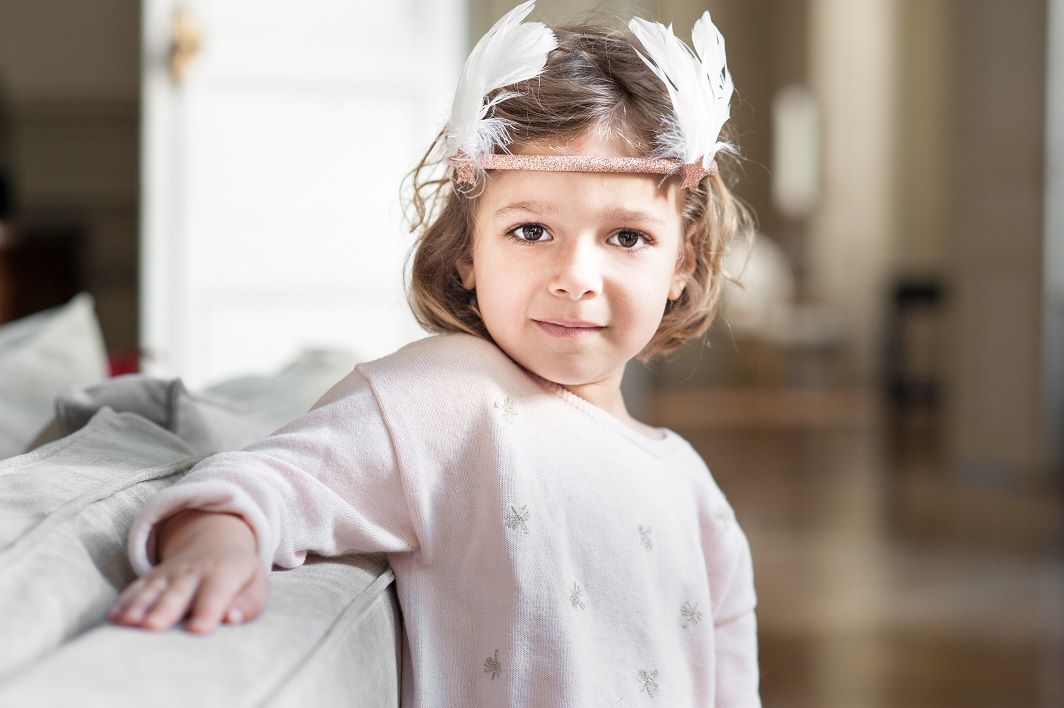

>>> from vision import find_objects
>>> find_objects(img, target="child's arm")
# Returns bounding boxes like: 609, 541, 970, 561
108, 509, 267, 634
130, 367, 417, 572
117, 367, 419, 631
705, 506, 761, 707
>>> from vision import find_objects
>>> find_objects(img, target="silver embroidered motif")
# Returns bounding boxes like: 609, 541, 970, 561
570, 582, 586, 609
494, 397, 518, 423
681, 601, 703, 628
484, 649, 502, 680
639, 668, 659, 697
638, 524, 653, 551
504, 505, 531, 534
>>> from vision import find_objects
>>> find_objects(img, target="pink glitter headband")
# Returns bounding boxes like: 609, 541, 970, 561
447, 151, 717, 190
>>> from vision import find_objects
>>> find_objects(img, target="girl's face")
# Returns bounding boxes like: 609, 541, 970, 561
459, 130, 691, 403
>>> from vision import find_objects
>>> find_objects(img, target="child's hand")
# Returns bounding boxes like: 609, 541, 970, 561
108, 544, 267, 634
107, 511, 268, 634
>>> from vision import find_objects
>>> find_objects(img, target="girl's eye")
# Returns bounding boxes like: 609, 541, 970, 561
608, 230, 649, 249
508, 223, 552, 243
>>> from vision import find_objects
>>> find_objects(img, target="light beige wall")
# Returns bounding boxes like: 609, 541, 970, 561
947, 0, 1049, 482
808, 0, 1051, 482
894, 1, 953, 278
883, 2, 954, 420
805, 0, 898, 384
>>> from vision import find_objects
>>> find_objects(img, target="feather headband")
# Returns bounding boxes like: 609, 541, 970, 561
628, 12, 736, 178
444, 4, 734, 191
443, 2, 556, 173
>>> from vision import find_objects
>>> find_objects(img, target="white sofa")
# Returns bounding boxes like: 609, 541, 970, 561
0, 297, 403, 706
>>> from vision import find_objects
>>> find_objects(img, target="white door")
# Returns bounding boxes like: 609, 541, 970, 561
140, 0, 463, 387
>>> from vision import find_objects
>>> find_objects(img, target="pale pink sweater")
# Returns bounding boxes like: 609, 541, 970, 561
128, 333, 760, 706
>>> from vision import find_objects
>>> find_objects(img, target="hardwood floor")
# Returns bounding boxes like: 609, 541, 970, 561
651, 389, 1064, 708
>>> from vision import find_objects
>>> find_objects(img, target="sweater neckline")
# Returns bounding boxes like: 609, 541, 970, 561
527, 373, 684, 458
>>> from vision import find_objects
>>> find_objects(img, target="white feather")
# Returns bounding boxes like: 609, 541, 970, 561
628, 12, 735, 168
445, 1, 557, 159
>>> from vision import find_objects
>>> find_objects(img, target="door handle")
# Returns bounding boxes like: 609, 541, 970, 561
168, 6, 201, 86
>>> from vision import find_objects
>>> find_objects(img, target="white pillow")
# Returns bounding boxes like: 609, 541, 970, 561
27, 348, 358, 457
0, 294, 109, 458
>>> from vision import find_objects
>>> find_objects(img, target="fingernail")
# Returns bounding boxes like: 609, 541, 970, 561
228, 608, 244, 623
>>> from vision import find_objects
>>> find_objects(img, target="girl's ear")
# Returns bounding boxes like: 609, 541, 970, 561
456, 256, 475, 290
668, 233, 697, 301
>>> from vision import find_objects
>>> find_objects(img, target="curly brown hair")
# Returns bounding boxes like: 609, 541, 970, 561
401, 23, 756, 363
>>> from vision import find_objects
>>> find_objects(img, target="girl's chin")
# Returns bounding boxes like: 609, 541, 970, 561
524, 358, 624, 388
488, 330, 643, 385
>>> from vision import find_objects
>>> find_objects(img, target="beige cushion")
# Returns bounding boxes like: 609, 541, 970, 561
0, 293, 109, 458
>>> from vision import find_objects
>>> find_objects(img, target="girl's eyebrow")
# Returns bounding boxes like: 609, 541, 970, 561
494, 200, 556, 217
604, 207, 667, 227
494, 200, 666, 226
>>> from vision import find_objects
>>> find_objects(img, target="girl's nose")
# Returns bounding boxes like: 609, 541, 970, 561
548, 240, 603, 300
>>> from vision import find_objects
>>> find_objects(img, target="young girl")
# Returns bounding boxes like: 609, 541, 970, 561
108, 3, 759, 705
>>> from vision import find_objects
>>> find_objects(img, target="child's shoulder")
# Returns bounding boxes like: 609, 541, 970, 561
386, 331, 500, 362
359, 332, 506, 377
350, 333, 535, 449
356, 332, 522, 401
654, 432, 735, 510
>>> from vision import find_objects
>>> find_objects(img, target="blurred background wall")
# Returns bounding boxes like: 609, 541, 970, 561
0, 0, 1061, 705
0, 0, 140, 352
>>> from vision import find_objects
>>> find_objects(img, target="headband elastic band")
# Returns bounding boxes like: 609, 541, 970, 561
448, 151, 716, 190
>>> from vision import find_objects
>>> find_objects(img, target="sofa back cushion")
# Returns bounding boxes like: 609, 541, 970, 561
0, 293, 109, 458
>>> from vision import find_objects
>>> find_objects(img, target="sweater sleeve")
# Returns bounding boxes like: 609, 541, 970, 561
127, 367, 418, 576
704, 503, 761, 707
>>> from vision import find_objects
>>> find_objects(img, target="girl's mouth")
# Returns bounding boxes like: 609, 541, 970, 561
533, 319, 605, 338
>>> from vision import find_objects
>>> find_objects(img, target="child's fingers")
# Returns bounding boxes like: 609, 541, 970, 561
109, 574, 159, 618
140, 572, 200, 630
226, 564, 269, 624
112, 576, 147, 609
107, 578, 145, 620
222, 606, 244, 624
186, 572, 243, 634
113, 575, 169, 624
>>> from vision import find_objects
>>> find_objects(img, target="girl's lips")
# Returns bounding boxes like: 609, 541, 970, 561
534, 320, 605, 338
